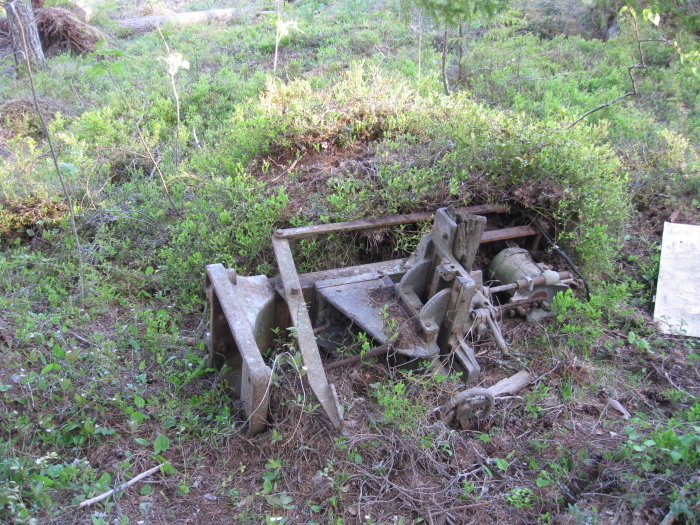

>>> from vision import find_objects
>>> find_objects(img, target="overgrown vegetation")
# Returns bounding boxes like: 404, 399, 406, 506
1, 0, 699, 522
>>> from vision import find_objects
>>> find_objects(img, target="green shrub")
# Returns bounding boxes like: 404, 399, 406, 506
371, 380, 427, 432
158, 171, 288, 309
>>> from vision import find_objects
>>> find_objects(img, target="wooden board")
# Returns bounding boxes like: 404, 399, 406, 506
271, 237, 344, 430
653, 222, 700, 338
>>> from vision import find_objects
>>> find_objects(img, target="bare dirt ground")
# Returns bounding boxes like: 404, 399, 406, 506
60, 318, 699, 524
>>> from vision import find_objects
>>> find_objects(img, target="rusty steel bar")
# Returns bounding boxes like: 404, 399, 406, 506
273, 204, 509, 240
326, 344, 392, 371
487, 271, 574, 294
205, 264, 272, 435
480, 225, 538, 244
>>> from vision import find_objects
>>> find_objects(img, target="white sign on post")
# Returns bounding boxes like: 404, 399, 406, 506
653, 222, 700, 338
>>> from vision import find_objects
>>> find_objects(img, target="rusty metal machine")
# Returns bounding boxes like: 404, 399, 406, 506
204, 206, 574, 434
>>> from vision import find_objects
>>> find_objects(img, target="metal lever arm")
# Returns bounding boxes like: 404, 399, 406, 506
272, 236, 344, 431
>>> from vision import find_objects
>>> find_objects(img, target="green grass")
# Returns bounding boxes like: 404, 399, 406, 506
1, 0, 699, 522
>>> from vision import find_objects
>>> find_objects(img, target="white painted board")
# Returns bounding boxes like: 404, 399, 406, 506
653, 222, 700, 338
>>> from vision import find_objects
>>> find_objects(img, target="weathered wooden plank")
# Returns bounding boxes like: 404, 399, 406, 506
653, 222, 700, 337
271, 237, 343, 430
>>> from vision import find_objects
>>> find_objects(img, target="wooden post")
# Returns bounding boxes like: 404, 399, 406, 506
5, 0, 45, 66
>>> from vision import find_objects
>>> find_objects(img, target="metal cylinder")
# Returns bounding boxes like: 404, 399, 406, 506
488, 248, 570, 302
488, 248, 541, 289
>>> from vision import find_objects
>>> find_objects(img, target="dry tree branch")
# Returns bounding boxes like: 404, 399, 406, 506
273, 0, 281, 73
116, 7, 256, 36
563, 89, 636, 130
564, 16, 651, 130
6, 0, 85, 304
134, 115, 178, 212
78, 463, 164, 507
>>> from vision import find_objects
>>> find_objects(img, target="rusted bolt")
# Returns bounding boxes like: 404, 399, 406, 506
227, 269, 237, 284
291, 287, 301, 296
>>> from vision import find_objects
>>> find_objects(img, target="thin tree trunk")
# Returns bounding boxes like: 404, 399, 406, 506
417, 15, 422, 81
457, 24, 463, 84
441, 25, 450, 95
5, 0, 45, 66
273, 0, 281, 73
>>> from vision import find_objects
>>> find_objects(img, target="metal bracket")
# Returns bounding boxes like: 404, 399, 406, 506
205, 264, 273, 435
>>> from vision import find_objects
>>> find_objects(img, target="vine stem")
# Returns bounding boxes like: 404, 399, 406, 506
156, 22, 181, 172
273, 0, 281, 72
105, 68, 179, 214
7, 0, 85, 304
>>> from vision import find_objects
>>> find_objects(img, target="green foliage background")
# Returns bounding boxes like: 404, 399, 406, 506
0, 0, 698, 522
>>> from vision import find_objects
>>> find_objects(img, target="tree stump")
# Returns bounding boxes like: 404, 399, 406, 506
5, 0, 45, 65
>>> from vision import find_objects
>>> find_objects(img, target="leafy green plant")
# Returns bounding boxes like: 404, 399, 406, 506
623, 415, 699, 472
460, 480, 475, 499
505, 487, 535, 509
493, 458, 509, 471
371, 379, 427, 432
551, 289, 604, 353
535, 470, 553, 488
620, 401, 700, 518
523, 383, 549, 419
261, 458, 282, 495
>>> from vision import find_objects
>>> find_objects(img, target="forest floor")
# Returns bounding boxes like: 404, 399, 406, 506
0, 0, 699, 524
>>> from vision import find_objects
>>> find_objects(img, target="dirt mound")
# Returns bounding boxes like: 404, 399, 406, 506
35, 7, 106, 56
0, 5, 103, 58
0, 97, 71, 139
0, 196, 67, 239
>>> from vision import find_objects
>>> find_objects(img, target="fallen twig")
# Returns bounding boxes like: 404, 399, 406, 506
78, 464, 163, 507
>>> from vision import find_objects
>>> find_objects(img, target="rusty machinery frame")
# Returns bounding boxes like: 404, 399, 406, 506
205, 205, 562, 434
